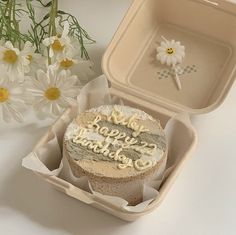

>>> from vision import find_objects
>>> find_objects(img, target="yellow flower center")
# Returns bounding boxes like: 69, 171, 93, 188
166, 48, 175, 55
44, 87, 61, 101
27, 54, 33, 62
60, 59, 74, 69
52, 39, 64, 52
0, 87, 9, 103
3, 49, 18, 64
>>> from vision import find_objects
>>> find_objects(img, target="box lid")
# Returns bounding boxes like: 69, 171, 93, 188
102, 0, 236, 114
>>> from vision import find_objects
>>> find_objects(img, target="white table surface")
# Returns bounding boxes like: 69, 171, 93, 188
0, 1, 236, 234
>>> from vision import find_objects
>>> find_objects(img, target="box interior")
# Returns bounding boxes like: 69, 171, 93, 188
36, 101, 197, 220
104, 0, 236, 113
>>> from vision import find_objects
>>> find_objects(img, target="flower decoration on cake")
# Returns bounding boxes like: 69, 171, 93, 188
0, 0, 95, 123
0, 66, 26, 122
156, 36, 185, 90
28, 65, 79, 116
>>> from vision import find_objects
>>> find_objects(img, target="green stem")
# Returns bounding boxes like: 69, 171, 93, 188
48, 0, 58, 65
0, 0, 21, 47
12, 0, 20, 48
49, 0, 58, 37
0, 4, 5, 39
52, 0, 57, 35
5, 0, 13, 43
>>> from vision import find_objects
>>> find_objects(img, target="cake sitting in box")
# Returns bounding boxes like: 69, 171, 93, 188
63, 105, 167, 205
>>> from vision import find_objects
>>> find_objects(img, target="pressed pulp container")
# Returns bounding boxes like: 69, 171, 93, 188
31, 0, 236, 221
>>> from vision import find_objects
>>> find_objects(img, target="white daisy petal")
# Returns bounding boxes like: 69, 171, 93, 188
2, 104, 11, 123
178, 51, 185, 57
43, 38, 51, 46
156, 38, 185, 68
0, 68, 26, 123
172, 56, 177, 66
57, 97, 68, 108
166, 56, 172, 66
169, 40, 174, 45
27, 88, 44, 96
56, 69, 68, 85
6, 104, 23, 122
28, 65, 80, 118
156, 54, 162, 61
37, 69, 47, 82
49, 48, 54, 58
32, 78, 46, 91
176, 41, 181, 46
0, 41, 31, 79
160, 54, 167, 64
157, 46, 165, 53
43, 23, 75, 61
5, 41, 14, 49
51, 102, 62, 116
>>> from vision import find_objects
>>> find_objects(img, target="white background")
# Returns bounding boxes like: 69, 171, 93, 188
0, 0, 236, 234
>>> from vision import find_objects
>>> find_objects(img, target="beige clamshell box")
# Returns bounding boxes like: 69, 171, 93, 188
33, 0, 236, 221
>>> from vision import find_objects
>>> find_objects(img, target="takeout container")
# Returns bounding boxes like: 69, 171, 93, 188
26, 0, 236, 221
103, 0, 236, 115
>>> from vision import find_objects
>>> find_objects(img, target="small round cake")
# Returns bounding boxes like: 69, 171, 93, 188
64, 105, 167, 205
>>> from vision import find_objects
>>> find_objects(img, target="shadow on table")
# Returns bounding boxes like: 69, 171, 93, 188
0, 168, 130, 234
0, 123, 130, 235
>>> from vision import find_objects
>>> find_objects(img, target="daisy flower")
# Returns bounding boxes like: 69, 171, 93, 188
0, 41, 30, 79
56, 53, 94, 85
156, 37, 185, 90
57, 54, 79, 70
43, 22, 74, 59
28, 65, 79, 117
21, 41, 47, 74
0, 66, 27, 122
156, 38, 185, 66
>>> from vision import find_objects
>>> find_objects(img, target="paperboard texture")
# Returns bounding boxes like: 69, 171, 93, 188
102, 0, 236, 114
22, 76, 197, 221
23, 0, 236, 221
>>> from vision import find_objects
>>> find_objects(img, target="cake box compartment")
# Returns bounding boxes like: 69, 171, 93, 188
32, 103, 197, 221
102, 0, 236, 114
25, 0, 235, 221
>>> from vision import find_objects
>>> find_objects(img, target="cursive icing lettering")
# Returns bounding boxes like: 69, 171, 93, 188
107, 108, 149, 137
71, 108, 159, 171
72, 132, 134, 169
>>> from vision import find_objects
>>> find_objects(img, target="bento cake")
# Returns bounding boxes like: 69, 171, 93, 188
64, 105, 167, 205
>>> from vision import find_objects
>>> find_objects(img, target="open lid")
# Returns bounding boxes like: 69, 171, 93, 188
102, 0, 236, 114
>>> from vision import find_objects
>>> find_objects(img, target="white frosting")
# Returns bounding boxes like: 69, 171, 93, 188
86, 129, 104, 141
65, 105, 165, 171
72, 129, 134, 169
89, 105, 155, 121
65, 121, 80, 140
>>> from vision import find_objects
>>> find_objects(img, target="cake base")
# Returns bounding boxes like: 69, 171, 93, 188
66, 149, 167, 205
64, 105, 168, 205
